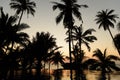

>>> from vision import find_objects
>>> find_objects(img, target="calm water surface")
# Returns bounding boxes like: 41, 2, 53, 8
41, 69, 120, 80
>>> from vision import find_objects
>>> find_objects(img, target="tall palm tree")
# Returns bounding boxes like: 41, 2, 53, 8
52, 0, 88, 67
95, 9, 120, 55
92, 48, 120, 72
10, 0, 36, 25
65, 24, 97, 69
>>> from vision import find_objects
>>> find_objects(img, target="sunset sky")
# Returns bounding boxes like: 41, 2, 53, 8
0, 0, 120, 57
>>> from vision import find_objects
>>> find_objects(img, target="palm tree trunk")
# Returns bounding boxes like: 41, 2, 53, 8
18, 10, 24, 25
71, 37, 75, 50
69, 28, 73, 80
108, 28, 120, 55
69, 2, 73, 79
69, 28, 72, 67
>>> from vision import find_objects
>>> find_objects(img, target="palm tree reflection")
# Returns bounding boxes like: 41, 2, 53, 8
74, 70, 86, 80
98, 72, 111, 80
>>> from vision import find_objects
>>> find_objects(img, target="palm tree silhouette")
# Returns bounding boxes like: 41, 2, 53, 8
44, 47, 62, 78
10, 0, 36, 24
0, 8, 30, 79
95, 9, 120, 55
0, 7, 8, 48
92, 48, 120, 72
71, 45, 91, 70
0, 8, 30, 53
50, 51, 64, 69
52, 0, 88, 68
31, 32, 57, 77
65, 24, 97, 69
68, 24, 97, 51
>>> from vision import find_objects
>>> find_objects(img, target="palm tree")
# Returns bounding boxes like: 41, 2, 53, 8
42, 46, 62, 70
66, 24, 97, 69
71, 45, 90, 70
92, 48, 120, 72
50, 51, 64, 69
10, 0, 36, 24
0, 8, 30, 79
0, 7, 30, 53
52, 0, 88, 67
68, 24, 97, 51
95, 9, 120, 55
31, 32, 57, 76
0, 7, 8, 48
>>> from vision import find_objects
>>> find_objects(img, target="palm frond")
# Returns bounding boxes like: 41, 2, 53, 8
93, 49, 104, 61
108, 61, 120, 71
72, 7, 82, 20
52, 5, 58, 11
84, 36, 97, 42
82, 40, 90, 51
103, 48, 107, 58
107, 9, 114, 15
56, 11, 64, 24
106, 55, 120, 60
17, 23, 30, 31
82, 29, 96, 36
83, 59, 98, 66
74, 4, 88, 8
51, 2, 65, 11
89, 62, 102, 70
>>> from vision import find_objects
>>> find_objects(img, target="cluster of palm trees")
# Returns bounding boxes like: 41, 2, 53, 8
52, 0, 120, 76
0, 0, 64, 79
0, 0, 120, 80
0, 7, 65, 80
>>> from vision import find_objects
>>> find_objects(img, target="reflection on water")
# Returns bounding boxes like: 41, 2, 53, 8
2, 69, 120, 80
41, 69, 120, 80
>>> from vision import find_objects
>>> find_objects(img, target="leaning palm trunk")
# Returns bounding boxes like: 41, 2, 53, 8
108, 27, 120, 55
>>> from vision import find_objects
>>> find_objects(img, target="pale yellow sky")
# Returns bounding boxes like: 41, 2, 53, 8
0, 0, 120, 57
